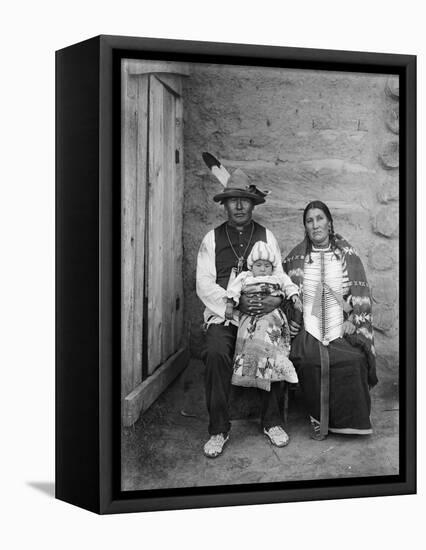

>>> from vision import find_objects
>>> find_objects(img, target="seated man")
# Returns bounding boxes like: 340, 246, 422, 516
196, 168, 289, 458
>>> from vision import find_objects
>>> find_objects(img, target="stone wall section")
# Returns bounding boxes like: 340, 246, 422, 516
182, 65, 399, 358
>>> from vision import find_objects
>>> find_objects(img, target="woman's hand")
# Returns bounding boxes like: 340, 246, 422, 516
289, 320, 302, 338
239, 294, 282, 316
342, 320, 356, 336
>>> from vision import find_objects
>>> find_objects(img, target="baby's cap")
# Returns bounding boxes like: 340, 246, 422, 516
247, 241, 277, 270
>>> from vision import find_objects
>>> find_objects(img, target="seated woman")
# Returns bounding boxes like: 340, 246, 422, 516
283, 201, 378, 440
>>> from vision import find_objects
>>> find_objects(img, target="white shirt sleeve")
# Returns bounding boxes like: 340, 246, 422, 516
225, 271, 249, 305
196, 230, 227, 320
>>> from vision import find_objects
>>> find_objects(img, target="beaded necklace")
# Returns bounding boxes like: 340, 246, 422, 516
225, 221, 255, 274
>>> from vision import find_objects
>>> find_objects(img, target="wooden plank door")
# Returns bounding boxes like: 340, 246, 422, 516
121, 72, 149, 399
147, 75, 184, 375
121, 61, 188, 425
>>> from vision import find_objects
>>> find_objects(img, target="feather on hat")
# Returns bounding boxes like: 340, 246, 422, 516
202, 152, 270, 205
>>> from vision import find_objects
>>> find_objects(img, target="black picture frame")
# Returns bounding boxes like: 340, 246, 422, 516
56, 35, 416, 514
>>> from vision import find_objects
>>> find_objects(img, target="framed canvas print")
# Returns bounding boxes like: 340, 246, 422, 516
56, 35, 416, 514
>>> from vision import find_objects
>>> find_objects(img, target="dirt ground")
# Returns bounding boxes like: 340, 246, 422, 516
121, 357, 399, 491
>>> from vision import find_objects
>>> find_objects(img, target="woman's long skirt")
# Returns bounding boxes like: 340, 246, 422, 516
290, 329, 372, 434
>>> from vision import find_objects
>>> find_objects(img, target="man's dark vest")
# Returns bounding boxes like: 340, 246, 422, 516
214, 221, 267, 289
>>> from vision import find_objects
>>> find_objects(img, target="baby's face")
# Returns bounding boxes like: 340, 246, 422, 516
251, 260, 273, 277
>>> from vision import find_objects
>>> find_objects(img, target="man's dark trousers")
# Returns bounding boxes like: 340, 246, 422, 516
203, 323, 283, 435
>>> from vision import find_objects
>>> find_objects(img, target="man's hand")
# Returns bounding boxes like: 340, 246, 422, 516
225, 302, 234, 320
291, 295, 303, 312
239, 294, 282, 316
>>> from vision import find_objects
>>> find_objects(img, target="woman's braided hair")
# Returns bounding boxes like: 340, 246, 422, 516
303, 200, 341, 263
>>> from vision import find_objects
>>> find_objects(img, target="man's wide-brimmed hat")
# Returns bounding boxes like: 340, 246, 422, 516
202, 152, 269, 205
213, 168, 267, 205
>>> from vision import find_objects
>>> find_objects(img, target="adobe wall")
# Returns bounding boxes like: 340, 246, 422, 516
182, 64, 399, 360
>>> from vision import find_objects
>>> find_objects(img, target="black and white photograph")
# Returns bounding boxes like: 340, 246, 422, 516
4, 0, 423, 545
120, 58, 401, 491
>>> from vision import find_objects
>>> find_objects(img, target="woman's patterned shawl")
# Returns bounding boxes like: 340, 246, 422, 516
283, 235, 378, 387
